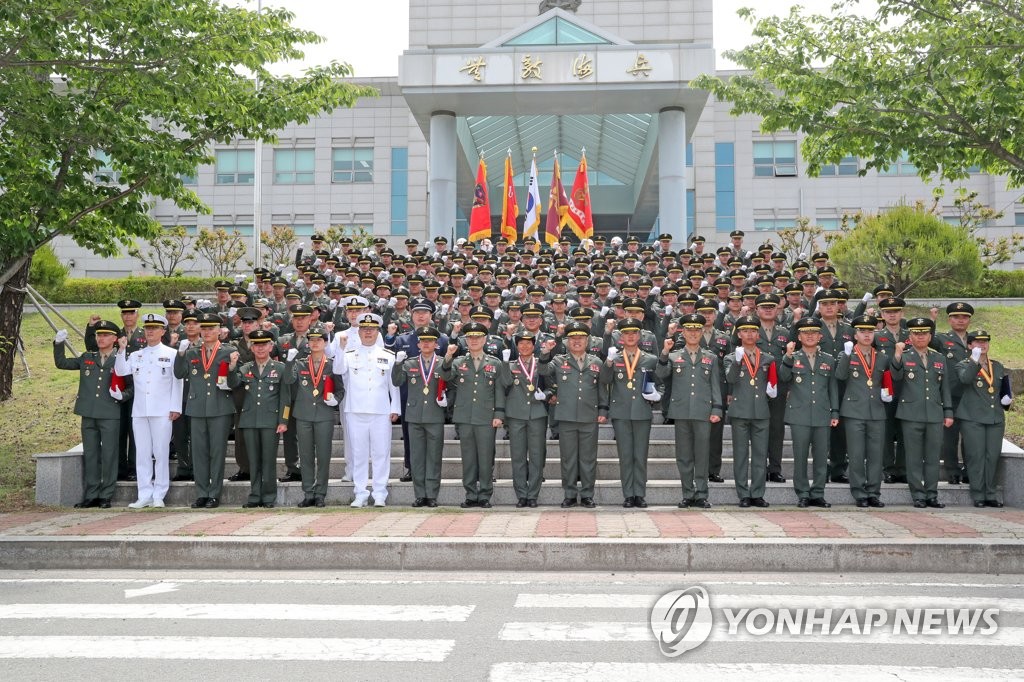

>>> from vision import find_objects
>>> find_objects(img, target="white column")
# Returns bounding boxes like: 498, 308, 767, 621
428, 111, 457, 243
658, 107, 687, 247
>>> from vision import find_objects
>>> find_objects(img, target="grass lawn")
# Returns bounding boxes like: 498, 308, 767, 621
0, 304, 1021, 510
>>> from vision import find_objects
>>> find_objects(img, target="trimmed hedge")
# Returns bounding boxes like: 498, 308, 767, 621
914, 269, 1024, 298
38, 277, 218, 304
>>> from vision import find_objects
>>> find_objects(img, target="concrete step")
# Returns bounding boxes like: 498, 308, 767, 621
316, 423, 796, 440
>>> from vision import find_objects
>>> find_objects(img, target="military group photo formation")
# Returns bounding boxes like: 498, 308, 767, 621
55, 230, 1014, 512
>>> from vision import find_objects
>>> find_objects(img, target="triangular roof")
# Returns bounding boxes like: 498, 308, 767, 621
481, 8, 632, 48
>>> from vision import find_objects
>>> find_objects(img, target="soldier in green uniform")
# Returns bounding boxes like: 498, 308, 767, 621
657, 313, 723, 509
779, 318, 839, 508
875, 296, 911, 483
539, 322, 605, 508
696, 298, 732, 483
755, 293, 792, 484
812, 289, 856, 485
53, 321, 128, 508
392, 326, 447, 508
888, 317, 953, 508
275, 303, 314, 483
724, 316, 774, 508
173, 312, 238, 509
289, 328, 338, 508
441, 322, 505, 508
600, 318, 660, 508
955, 330, 1009, 507
932, 302, 974, 483
500, 331, 549, 508
171, 310, 201, 482
834, 315, 891, 508
228, 330, 292, 508
225, 307, 262, 482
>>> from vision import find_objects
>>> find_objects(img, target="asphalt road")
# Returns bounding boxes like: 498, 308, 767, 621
0, 569, 1022, 680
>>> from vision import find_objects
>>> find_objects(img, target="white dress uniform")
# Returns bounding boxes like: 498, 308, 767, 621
115, 341, 183, 505
333, 341, 401, 505
329, 327, 383, 480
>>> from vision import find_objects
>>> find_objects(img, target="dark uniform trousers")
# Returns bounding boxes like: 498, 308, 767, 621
675, 419, 711, 501
277, 333, 310, 476
955, 357, 1006, 503
611, 419, 651, 499
392, 355, 448, 501
876, 327, 910, 478
82, 418, 121, 500
890, 347, 952, 502
296, 421, 333, 498
599, 350, 659, 500
408, 422, 445, 499
834, 349, 890, 501
172, 414, 192, 477
191, 416, 233, 499
290, 358, 339, 500
757, 325, 791, 476
502, 358, 549, 502
442, 354, 505, 504
779, 350, 838, 501
243, 428, 280, 505
540, 352, 603, 501
724, 349, 774, 501
934, 332, 970, 479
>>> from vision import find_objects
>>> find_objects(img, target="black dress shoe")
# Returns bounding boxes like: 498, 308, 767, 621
278, 472, 301, 483
830, 474, 850, 484
960, 469, 970, 484
560, 497, 577, 508
314, 496, 326, 508
797, 498, 809, 508
549, 432, 559, 440
580, 497, 596, 508
297, 498, 315, 508
677, 499, 690, 508
623, 497, 635, 508
750, 497, 769, 508
98, 499, 112, 509
426, 498, 438, 508
479, 500, 493, 509
190, 498, 209, 509
635, 497, 648, 508
460, 500, 478, 508
708, 474, 725, 483
171, 474, 194, 482
738, 497, 751, 508
974, 500, 987, 508
74, 499, 96, 509
948, 474, 962, 485
227, 471, 250, 482
925, 499, 945, 509
693, 499, 712, 509
807, 498, 831, 508
242, 502, 262, 508
856, 498, 869, 508
527, 499, 537, 508
868, 497, 885, 508
767, 472, 786, 483
399, 469, 412, 482
126, 474, 137, 482
912, 500, 927, 508
884, 473, 896, 484
412, 497, 426, 508
204, 498, 219, 509
895, 475, 909, 484
263, 503, 275, 509
516, 498, 528, 508
986, 500, 1005, 508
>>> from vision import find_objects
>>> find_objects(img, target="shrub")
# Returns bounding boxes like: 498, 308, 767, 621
38, 276, 218, 304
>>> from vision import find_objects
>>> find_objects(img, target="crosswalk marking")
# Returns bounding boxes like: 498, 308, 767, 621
515, 593, 1024, 611
489, 663, 1024, 682
0, 636, 454, 662
0, 603, 474, 621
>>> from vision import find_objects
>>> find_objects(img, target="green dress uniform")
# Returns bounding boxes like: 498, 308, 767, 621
228, 359, 292, 506
955, 355, 1006, 504
173, 341, 238, 503
889, 347, 953, 505
86, 321, 145, 479
757, 322, 792, 478
599, 351, 659, 503
875, 324, 911, 480
53, 340, 128, 504
724, 348, 774, 502
834, 347, 891, 503
290, 354, 339, 503
778, 349, 839, 502
441, 353, 506, 505
276, 331, 311, 478
818, 318, 855, 481
229, 335, 255, 476
500, 357, 549, 504
657, 347, 723, 505
392, 354, 447, 502
700, 327, 732, 480
539, 350, 605, 505
933, 330, 971, 480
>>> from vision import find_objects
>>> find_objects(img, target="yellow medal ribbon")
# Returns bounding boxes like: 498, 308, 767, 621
978, 358, 995, 394
623, 349, 640, 389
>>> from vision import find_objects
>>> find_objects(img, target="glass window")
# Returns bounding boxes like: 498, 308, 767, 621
215, 150, 255, 185
686, 143, 694, 168
753, 140, 797, 177
715, 143, 736, 233
274, 149, 315, 184
879, 151, 917, 176
179, 173, 197, 185
754, 219, 796, 231
94, 151, 120, 183
332, 148, 374, 183
816, 218, 841, 230
503, 17, 611, 46
819, 156, 859, 176
391, 147, 409, 236
1016, 212, 1024, 227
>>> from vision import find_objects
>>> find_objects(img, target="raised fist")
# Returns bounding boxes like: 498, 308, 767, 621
650, 286, 661, 296
605, 319, 616, 334
667, 322, 678, 337
606, 347, 619, 363
117, 336, 128, 351
542, 339, 557, 355
336, 335, 348, 349
88, 314, 102, 326
662, 338, 674, 354
501, 349, 511, 362
446, 343, 458, 358
395, 350, 408, 363
843, 341, 854, 356
862, 292, 873, 302
286, 348, 299, 362
735, 347, 745, 363
310, 284, 321, 294
229, 351, 240, 365
785, 342, 796, 356
971, 347, 982, 363
178, 339, 191, 353
227, 307, 237, 318
608, 288, 618, 300
54, 329, 68, 344
387, 322, 398, 336
894, 342, 906, 356
247, 282, 257, 293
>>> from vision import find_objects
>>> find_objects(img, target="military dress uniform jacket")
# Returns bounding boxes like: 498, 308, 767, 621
115, 344, 183, 417
778, 350, 839, 426
834, 349, 891, 421
599, 351, 659, 420
889, 348, 953, 423
173, 343, 238, 418
500, 360, 550, 421
333, 344, 402, 415
656, 348, 724, 421
724, 350, 774, 420
440, 354, 506, 425
955, 358, 1006, 425
539, 352, 605, 423
86, 324, 144, 355
757, 324, 792, 360
393, 356, 447, 423
874, 326, 910, 356
276, 332, 311, 362
54, 343, 131, 418
932, 332, 971, 398
289, 356, 340, 422
228, 360, 293, 428
813, 319, 855, 359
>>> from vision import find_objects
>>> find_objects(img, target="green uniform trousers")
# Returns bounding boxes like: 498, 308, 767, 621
884, 402, 907, 477
560, 421, 599, 499
459, 424, 496, 502
172, 415, 192, 477
296, 419, 334, 498
611, 418, 651, 499
791, 424, 830, 500
960, 420, 1004, 503
674, 419, 711, 501
191, 415, 233, 499
243, 428, 279, 506
408, 422, 444, 500
845, 418, 885, 501
232, 390, 249, 474
507, 417, 547, 501
901, 420, 942, 502
281, 414, 301, 476
82, 417, 120, 501
731, 417, 768, 500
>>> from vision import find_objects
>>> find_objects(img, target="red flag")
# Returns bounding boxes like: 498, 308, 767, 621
468, 156, 491, 242
324, 376, 335, 402
566, 152, 593, 240
217, 361, 229, 387
767, 360, 778, 390
436, 378, 447, 401
881, 369, 894, 402
545, 154, 568, 246
500, 153, 518, 244
110, 373, 125, 392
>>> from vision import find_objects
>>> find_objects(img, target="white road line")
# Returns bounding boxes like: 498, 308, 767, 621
0, 603, 474, 622
0, 636, 453, 662
489, 663, 1024, 682
499, 622, 1024, 646
515, 593, 1024, 611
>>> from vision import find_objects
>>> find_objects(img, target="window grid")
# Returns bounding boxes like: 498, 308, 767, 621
274, 149, 315, 185
215, 150, 255, 185
753, 140, 797, 177
332, 148, 374, 183
819, 156, 859, 176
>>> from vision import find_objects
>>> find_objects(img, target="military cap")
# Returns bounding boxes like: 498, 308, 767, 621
213, 280, 232, 291
358, 312, 383, 327
907, 317, 935, 333
229, 285, 248, 297
795, 318, 823, 332
469, 305, 493, 319
180, 295, 197, 305
93, 320, 120, 335
851, 315, 879, 330
181, 310, 200, 323
576, 285, 597, 296
271, 277, 288, 288
679, 313, 705, 329
563, 321, 591, 337
456, 296, 473, 306
410, 297, 435, 313
620, 297, 646, 312
339, 236, 353, 245
434, 235, 448, 244
814, 288, 842, 303
570, 307, 594, 320
345, 296, 369, 310
236, 307, 261, 322
946, 302, 975, 317
463, 322, 489, 337
289, 304, 313, 317
306, 328, 327, 340
506, 301, 523, 311
513, 330, 537, 345
816, 265, 837, 276
521, 303, 545, 316
617, 318, 643, 333
284, 289, 302, 300
392, 287, 411, 299
967, 329, 991, 343
798, 273, 819, 285
810, 251, 829, 263
162, 299, 186, 312
716, 246, 732, 256
696, 298, 718, 313
755, 293, 781, 307
729, 230, 745, 238
877, 297, 906, 311
197, 313, 221, 327
735, 315, 761, 331
727, 289, 743, 300
248, 330, 275, 344
117, 299, 142, 312
873, 283, 896, 297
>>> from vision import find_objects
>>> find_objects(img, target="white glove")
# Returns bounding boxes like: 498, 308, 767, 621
247, 282, 257, 293
494, 309, 505, 320
286, 348, 298, 362
234, 274, 245, 283
332, 248, 340, 255
608, 289, 618, 300
766, 384, 778, 399
54, 329, 68, 343
881, 389, 893, 403
178, 339, 191, 354
440, 304, 450, 316
862, 292, 873, 302
436, 394, 448, 407
844, 341, 854, 356
109, 387, 123, 401
735, 347, 745, 363
295, 280, 306, 290
514, 286, 524, 296
375, 298, 387, 311
533, 389, 546, 401
227, 307, 237, 318
663, 305, 673, 318
329, 299, 338, 310
298, 242, 306, 250
719, 301, 727, 313
387, 298, 397, 308
566, 300, 578, 310
378, 272, 388, 281
314, 258, 323, 267
971, 347, 982, 363
395, 351, 408, 363
418, 269, 427, 277
607, 347, 619, 363
217, 380, 232, 391
539, 300, 548, 309
361, 287, 372, 297
642, 389, 662, 402
324, 268, 333, 277
501, 349, 511, 362
324, 395, 339, 407
650, 286, 661, 295
600, 306, 610, 317
1001, 395, 1012, 407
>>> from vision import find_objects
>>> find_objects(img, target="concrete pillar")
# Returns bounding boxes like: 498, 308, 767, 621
428, 111, 457, 243
658, 107, 687, 247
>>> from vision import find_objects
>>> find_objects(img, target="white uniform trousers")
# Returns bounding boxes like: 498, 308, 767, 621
345, 412, 391, 504
132, 415, 173, 503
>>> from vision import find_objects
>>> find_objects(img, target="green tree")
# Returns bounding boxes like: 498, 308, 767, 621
693, 1, 1024, 185
829, 203, 983, 297
195, 228, 247, 279
324, 224, 375, 253
0, 0, 376, 400
253, 224, 297, 272
127, 225, 195, 278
